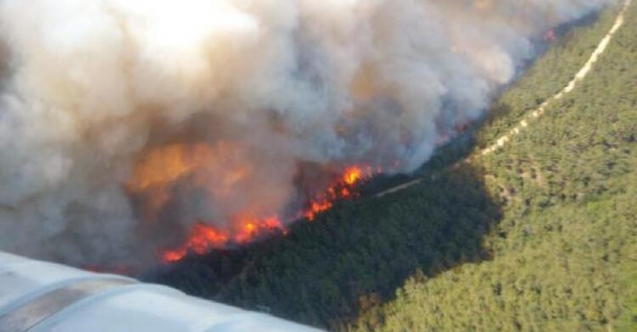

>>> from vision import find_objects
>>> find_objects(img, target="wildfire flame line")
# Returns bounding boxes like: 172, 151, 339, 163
160, 166, 377, 263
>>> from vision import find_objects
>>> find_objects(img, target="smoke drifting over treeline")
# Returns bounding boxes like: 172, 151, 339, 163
0, 0, 611, 267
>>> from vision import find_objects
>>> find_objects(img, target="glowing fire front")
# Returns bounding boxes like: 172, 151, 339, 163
160, 166, 373, 263
126, 143, 377, 263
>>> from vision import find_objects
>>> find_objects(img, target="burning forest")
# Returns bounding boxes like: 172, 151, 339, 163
149, 163, 377, 264
0, 0, 613, 269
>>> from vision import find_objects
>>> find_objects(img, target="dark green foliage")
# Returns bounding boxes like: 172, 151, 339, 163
352, 2, 637, 331
150, 164, 502, 329
150, 3, 637, 331
476, 4, 625, 148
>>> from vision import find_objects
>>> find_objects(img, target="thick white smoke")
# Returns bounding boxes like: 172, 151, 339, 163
0, 0, 611, 267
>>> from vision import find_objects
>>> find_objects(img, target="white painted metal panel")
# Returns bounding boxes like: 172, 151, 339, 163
0, 252, 324, 332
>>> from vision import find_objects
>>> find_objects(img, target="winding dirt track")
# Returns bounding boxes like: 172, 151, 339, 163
376, 0, 633, 198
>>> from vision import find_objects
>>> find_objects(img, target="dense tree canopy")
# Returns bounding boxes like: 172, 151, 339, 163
151, 2, 637, 331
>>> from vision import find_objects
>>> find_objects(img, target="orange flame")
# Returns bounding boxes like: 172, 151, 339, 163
158, 165, 377, 263
162, 222, 230, 262
303, 200, 333, 221
161, 216, 290, 263
343, 166, 363, 185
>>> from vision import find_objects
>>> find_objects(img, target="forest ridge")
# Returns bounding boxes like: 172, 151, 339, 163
153, 2, 637, 331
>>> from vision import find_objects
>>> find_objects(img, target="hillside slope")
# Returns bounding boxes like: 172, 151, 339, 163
152, 2, 637, 331
352, 1, 637, 331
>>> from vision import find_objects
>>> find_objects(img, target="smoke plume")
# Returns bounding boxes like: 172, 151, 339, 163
0, 0, 611, 267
